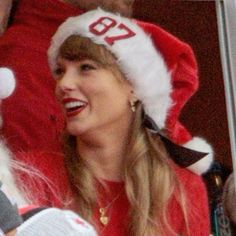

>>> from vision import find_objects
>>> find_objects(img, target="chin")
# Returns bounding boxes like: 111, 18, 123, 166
66, 123, 88, 136
67, 127, 83, 136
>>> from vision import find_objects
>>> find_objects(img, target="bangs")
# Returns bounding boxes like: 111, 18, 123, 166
58, 35, 117, 68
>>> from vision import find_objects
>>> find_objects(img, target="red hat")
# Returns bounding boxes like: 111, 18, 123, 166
48, 8, 213, 174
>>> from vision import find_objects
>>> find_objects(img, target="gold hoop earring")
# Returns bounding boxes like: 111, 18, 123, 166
130, 100, 136, 112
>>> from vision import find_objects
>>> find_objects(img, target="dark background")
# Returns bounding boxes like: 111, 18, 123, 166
133, 0, 232, 175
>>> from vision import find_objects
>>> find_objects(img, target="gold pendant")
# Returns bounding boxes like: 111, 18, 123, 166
99, 208, 109, 226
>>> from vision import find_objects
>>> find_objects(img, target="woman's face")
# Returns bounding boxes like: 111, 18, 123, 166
55, 57, 133, 136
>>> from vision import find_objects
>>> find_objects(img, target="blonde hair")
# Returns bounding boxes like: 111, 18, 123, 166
60, 36, 190, 235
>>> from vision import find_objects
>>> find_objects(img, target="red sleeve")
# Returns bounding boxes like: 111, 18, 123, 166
15, 151, 70, 208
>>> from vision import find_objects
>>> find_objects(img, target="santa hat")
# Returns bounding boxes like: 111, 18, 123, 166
16, 208, 97, 236
48, 8, 213, 174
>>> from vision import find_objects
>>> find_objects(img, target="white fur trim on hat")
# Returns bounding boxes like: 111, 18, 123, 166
48, 8, 172, 129
183, 137, 214, 174
0, 68, 16, 99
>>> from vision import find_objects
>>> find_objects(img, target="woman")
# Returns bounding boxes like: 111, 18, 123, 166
0, 1, 135, 212
45, 8, 214, 236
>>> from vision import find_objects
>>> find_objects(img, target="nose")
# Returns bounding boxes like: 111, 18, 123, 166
56, 70, 77, 95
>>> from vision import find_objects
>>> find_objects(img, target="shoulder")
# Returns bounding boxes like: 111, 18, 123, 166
171, 164, 210, 235
173, 164, 206, 189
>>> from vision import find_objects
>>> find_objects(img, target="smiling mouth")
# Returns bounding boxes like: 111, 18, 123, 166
64, 101, 87, 117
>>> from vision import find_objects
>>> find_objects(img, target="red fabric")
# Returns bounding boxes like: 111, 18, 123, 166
18, 205, 38, 215
17, 151, 210, 236
137, 21, 199, 145
16, 151, 70, 208
95, 168, 210, 236
0, 0, 83, 153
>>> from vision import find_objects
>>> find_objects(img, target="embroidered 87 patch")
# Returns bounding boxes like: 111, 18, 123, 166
89, 17, 136, 45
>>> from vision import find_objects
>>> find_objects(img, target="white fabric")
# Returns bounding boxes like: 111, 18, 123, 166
16, 208, 97, 236
0, 68, 16, 99
184, 137, 214, 175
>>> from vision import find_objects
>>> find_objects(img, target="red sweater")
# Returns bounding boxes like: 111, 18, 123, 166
17, 151, 210, 236
0, 0, 83, 152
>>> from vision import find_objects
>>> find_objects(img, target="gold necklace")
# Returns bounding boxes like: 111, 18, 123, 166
99, 208, 109, 226
99, 193, 122, 226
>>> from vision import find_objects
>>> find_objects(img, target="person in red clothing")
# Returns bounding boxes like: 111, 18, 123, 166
45, 8, 214, 236
0, 0, 133, 35
0, 0, 134, 154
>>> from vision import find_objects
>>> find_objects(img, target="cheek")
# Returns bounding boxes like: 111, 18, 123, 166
81, 77, 115, 96
82, 76, 130, 106
80, 81, 99, 96
98, 87, 129, 111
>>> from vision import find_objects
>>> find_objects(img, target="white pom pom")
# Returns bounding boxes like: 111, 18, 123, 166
184, 137, 214, 175
0, 68, 16, 99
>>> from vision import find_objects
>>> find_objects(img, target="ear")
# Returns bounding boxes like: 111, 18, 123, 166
129, 89, 139, 103
122, 80, 138, 102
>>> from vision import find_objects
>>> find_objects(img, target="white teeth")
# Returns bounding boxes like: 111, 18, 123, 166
65, 101, 85, 109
